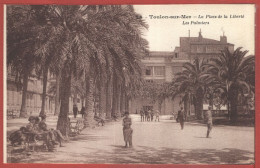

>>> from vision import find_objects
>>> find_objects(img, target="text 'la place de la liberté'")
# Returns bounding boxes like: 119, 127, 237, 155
148, 14, 245, 25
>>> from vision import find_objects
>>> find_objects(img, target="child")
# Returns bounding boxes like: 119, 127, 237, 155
205, 106, 213, 138
122, 111, 133, 148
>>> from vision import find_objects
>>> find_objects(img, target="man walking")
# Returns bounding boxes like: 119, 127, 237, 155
150, 110, 154, 121
73, 104, 78, 118
177, 107, 185, 130
147, 109, 151, 121
144, 110, 148, 121
140, 109, 144, 122
205, 106, 213, 138
80, 106, 86, 118
155, 110, 160, 122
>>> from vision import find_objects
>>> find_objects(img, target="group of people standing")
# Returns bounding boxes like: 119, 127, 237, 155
139, 109, 160, 122
73, 104, 86, 118
121, 106, 213, 149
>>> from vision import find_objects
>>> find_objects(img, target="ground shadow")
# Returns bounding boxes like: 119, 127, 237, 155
8, 144, 254, 164
82, 146, 254, 164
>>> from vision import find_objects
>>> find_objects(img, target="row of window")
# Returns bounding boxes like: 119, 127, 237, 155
191, 45, 228, 53
145, 66, 184, 77
7, 90, 52, 110
145, 66, 165, 76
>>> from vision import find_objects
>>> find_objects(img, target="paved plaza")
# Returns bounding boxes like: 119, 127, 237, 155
6, 115, 254, 164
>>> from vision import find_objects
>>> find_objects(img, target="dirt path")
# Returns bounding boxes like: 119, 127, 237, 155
6, 115, 254, 164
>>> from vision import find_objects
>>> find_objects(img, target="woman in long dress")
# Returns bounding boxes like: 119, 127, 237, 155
122, 111, 133, 148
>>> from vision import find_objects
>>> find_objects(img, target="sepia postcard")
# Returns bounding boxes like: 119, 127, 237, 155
1, 2, 258, 167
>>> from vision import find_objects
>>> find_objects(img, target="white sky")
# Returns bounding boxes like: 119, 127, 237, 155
134, 4, 255, 55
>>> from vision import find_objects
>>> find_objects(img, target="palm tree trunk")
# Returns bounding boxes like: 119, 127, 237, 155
81, 97, 84, 107
125, 96, 129, 112
54, 71, 61, 116
227, 102, 230, 120
230, 88, 238, 122
117, 84, 121, 116
120, 87, 126, 113
184, 98, 188, 120
85, 75, 89, 111
40, 67, 48, 117
99, 81, 106, 118
106, 78, 112, 119
20, 71, 29, 118
158, 100, 163, 114
57, 67, 71, 137
84, 71, 96, 128
195, 88, 203, 120
194, 99, 203, 120
112, 76, 117, 117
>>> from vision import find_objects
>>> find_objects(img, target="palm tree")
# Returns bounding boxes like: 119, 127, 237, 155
207, 47, 255, 121
171, 58, 208, 119
7, 5, 42, 117
81, 5, 148, 120
9, 5, 148, 135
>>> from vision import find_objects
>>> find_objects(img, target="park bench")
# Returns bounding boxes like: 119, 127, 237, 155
7, 110, 19, 119
69, 119, 85, 135
23, 130, 64, 152
94, 116, 105, 126
23, 131, 48, 151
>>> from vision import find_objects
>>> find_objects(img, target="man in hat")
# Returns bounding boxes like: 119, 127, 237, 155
73, 104, 78, 118
205, 105, 213, 138
122, 111, 133, 148
81, 106, 86, 118
177, 107, 185, 130
150, 109, 154, 121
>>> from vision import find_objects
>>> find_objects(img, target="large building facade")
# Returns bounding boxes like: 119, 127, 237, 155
6, 67, 83, 116
7, 67, 55, 116
129, 31, 234, 115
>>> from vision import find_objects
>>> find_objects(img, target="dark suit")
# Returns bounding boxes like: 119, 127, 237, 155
177, 110, 184, 130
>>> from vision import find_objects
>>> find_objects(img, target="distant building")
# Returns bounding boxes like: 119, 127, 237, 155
6, 67, 83, 116
129, 31, 234, 115
177, 30, 234, 61
6, 67, 55, 116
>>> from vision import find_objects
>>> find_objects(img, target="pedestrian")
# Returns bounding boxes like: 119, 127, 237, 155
144, 110, 148, 121
25, 116, 39, 147
80, 106, 86, 118
177, 107, 185, 130
122, 111, 133, 148
172, 111, 175, 119
155, 110, 160, 122
140, 109, 144, 122
150, 110, 154, 121
73, 104, 78, 118
205, 106, 213, 138
26, 116, 38, 133
38, 114, 48, 131
147, 109, 151, 121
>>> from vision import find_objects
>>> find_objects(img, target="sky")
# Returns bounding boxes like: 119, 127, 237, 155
134, 4, 255, 55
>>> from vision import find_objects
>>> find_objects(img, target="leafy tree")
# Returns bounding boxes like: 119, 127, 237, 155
170, 58, 208, 119
206, 47, 255, 121
7, 5, 41, 117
